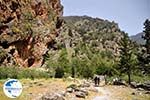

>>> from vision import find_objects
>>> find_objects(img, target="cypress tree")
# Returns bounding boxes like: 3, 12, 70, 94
142, 19, 150, 74
118, 33, 135, 84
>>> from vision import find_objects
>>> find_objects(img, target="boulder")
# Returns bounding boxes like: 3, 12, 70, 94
87, 86, 98, 92
137, 81, 150, 91
66, 76, 74, 81
75, 91, 86, 98
66, 88, 74, 93
80, 81, 91, 87
131, 91, 142, 96
79, 88, 88, 96
143, 81, 150, 90
131, 81, 137, 88
41, 93, 66, 100
137, 88, 144, 91
67, 83, 78, 90
145, 91, 150, 94
58, 91, 66, 97
75, 88, 88, 96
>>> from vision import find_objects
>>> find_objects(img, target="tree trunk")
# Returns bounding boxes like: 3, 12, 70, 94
128, 72, 131, 85
71, 66, 75, 78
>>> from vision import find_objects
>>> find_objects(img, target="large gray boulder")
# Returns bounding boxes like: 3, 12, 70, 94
131, 81, 137, 88
66, 88, 74, 93
75, 91, 86, 98
80, 81, 91, 87
41, 93, 66, 100
137, 81, 150, 91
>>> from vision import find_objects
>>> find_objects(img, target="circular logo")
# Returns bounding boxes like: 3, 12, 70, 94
3, 79, 22, 98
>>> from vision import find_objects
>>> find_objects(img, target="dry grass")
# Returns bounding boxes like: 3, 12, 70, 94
0, 78, 98, 100
105, 85, 150, 100
0, 79, 66, 100
0, 79, 150, 100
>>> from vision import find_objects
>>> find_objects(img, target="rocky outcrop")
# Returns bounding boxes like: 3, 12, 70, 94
55, 16, 124, 60
0, 0, 63, 67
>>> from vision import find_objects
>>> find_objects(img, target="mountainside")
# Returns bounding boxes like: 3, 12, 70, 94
55, 16, 124, 58
0, 0, 63, 67
130, 32, 145, 45
43, 16, 126, 69
40, 16, 130, 77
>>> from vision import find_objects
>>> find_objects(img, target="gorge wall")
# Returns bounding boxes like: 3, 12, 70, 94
0, 0, 63, 67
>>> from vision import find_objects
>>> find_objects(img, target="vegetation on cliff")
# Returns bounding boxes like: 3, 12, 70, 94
0, 0, 63, 67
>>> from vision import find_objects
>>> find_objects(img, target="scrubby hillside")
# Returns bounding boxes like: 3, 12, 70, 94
0, 0, 63, 67
43, 16, 127, 78
61, 16, 124, 58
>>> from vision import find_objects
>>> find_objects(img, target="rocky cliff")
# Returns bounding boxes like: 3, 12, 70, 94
0, 0, 63, 67
40, 16, 126, 75
54, 16, 124, 60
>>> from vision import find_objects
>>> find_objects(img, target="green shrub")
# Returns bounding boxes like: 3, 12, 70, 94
0, 66, 20, 79
120, 74, 150, 83
0, 66, 50, 79
55, 67, 64, 78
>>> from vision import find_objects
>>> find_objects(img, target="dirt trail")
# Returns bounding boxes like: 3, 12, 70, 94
92, 87, 111, 100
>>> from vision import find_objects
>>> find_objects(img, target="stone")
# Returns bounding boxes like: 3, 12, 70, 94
145, 91, 150, 94
66, 76, 74, 81
143, 81, 150, 90
67, 84, 78, 90
137, 81, 150, 91
58, 91, 66, 97
137, 88, 144, 91
78, 88, 88, 96
80, 81, 91, 87
88, 86, 98, 92
75, 91, 86, 98
131, 91, 142, 96
131, 81, 137, 88
66, 88, 74, 93
41, 93, 66, 100
37, 83, 44, 86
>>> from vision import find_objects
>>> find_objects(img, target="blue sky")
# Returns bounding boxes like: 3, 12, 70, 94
61, 0, 150, 36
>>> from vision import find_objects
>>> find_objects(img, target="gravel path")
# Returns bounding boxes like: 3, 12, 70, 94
92, 87, 111, 100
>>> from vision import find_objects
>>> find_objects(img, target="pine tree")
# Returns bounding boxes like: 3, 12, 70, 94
118, 33, 135, 84
143, 19, 150, 54
142, 19, 150, 74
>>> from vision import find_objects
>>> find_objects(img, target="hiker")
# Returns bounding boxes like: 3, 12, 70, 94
94, 76, 98, 86
94, 75, 107, 86
97, 76, 100, 86
94, 75, 100, 86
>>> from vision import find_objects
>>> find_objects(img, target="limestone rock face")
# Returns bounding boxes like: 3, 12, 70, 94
0, 0, 63, 67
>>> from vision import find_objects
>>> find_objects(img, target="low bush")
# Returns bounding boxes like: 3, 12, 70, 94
55, 67, 64, 78
0, 66, 50, 79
